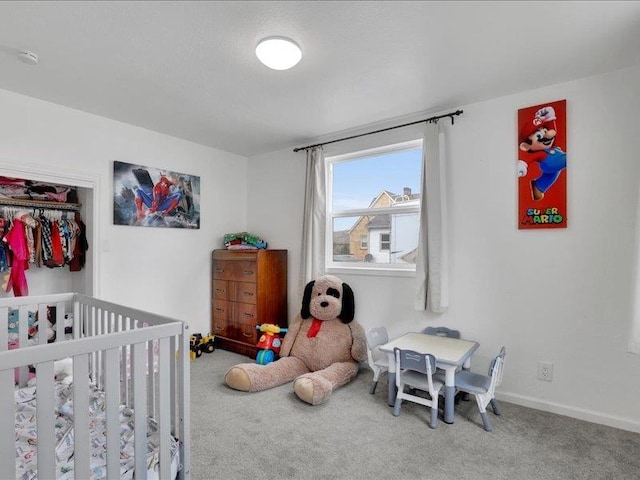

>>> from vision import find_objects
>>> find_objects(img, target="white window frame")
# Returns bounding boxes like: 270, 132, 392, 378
325, 139, 422, 277
380, 233, 390, 251
360, 235, 368, 249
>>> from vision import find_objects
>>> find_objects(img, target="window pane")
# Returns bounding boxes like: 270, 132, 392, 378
380, 233, 390, 251
332, 148, 422, 211
331, 213, 419, 265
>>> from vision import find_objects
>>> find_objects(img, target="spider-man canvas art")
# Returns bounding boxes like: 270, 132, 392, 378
113, 161, 200, 229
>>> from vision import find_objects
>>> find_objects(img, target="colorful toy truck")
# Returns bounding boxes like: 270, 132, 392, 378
255, 323, 288, 365
190, 333, 215, 361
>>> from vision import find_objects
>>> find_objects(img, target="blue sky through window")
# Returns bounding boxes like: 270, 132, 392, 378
332, 147, 422, 230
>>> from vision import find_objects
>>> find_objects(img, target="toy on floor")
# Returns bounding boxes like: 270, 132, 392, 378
255, 323, 288, 365
190, 333, 215, 361
224, 274, 367, 405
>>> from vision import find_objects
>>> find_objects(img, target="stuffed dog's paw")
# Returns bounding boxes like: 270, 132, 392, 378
224, 366, 252, 391
293, 374, 333, 405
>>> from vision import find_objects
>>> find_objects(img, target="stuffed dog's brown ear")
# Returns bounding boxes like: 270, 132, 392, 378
338, 282, 355, 324
300, 280, 315, 319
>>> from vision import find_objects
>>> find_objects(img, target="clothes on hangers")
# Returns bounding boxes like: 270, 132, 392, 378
0, 206, 89, 296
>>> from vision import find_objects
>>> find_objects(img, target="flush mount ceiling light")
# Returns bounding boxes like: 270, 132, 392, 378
255, 37, 302, 70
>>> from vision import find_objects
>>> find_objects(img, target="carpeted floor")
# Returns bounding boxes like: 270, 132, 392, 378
189, 349, 640, 480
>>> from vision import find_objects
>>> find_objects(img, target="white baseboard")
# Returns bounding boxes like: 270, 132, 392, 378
497, 391, 640, 434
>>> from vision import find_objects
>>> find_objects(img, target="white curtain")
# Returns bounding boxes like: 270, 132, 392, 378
629, 177, 640, 355
300, 147, 326, 295
414, 122, 449, 313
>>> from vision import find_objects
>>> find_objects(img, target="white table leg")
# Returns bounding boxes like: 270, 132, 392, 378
463, 357, 471, 370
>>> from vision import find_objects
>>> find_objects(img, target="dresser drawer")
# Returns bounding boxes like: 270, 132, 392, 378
235, 302, 257, 325
213, 260, 257, 282
233, 261, 257, 282
212, 317, 233, 337
235, 282, 257, 304
212, 299, 231, 321
212, 260, 234, 280
212, 279, 229, 300
236, 316, 258, 344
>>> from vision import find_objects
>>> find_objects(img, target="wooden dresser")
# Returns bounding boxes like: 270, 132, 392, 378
211, 249, 288, 358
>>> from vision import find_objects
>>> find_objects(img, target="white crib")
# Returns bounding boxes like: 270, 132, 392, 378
0, 293, 191, 479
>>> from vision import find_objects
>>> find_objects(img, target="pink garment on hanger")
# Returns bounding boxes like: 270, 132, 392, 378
3, 218, 29, 296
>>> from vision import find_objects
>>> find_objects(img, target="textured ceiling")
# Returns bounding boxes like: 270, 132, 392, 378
0, 1, 639, 157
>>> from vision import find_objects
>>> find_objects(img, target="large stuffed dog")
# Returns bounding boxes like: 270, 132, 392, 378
224, 274, 366, 405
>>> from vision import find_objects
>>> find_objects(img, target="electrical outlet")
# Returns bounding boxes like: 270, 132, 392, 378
537, 361, 553, 382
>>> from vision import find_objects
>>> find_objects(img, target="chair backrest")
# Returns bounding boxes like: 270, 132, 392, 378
487, 346, 506, 392
366, 327, 389, 350
423, 326, 461, 339
394, 348, 437, 391
365, 327, 389, 366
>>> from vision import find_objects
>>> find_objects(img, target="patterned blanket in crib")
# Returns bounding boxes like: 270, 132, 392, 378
14, 377, 179, 480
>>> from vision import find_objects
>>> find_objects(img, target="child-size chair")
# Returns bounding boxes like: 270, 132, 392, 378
454, 346, 506, 432
365, 327, 389, 394
423, 326, 461, 339
392, 348, 444, 429
424, 326, 465, 402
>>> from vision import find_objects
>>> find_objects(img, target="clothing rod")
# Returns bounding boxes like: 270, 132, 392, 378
0, 198, 81, 211
292, 109, 463, 152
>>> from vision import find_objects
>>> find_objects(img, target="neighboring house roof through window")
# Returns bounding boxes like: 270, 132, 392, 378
366, 214, 390, 229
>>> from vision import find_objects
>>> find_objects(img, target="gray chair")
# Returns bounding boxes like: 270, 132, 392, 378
454, 346, 506, 432
424, 326, 465, 402
392, 348, 444, 429
423, 326, 461, 339
365, 327, 389, 394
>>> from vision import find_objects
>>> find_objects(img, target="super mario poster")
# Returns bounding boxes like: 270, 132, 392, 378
113, 161, 200, 228
517, 99, 567, 229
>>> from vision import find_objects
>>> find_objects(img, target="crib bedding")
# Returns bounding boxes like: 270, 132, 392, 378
14, 377, 179, 480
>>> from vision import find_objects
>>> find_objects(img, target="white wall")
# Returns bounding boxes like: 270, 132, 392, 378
0, 88, 247, 335
2, 63, 638, 433
247, 64, 640, 432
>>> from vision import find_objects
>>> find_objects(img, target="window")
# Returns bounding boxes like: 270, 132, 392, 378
326, 139, 422, 274
380, 233, 390, 251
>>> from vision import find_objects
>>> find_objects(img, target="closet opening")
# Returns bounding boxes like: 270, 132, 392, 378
0, 160, 99, 298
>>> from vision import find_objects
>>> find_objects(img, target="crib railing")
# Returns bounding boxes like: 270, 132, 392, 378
0, 293, 191, 480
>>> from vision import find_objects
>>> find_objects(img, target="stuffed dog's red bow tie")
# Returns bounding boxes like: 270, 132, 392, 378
307, 318, 323, 338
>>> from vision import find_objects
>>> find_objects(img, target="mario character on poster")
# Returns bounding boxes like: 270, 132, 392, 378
517, 99, 567, 229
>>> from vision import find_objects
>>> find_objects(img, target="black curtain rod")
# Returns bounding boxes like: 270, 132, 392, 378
293, 109, 463, 153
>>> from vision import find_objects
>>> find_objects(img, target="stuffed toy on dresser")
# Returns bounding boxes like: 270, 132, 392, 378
224, 274, 367, 405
